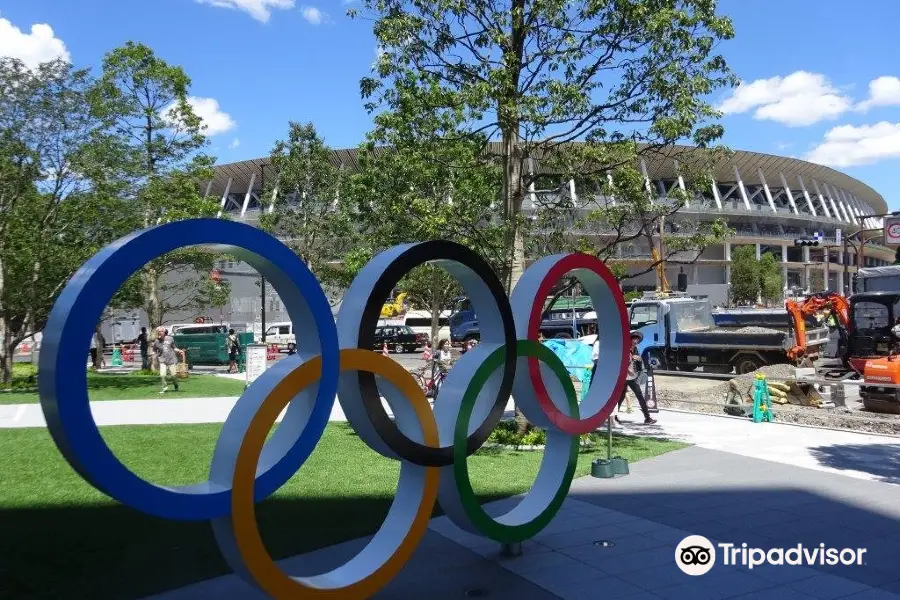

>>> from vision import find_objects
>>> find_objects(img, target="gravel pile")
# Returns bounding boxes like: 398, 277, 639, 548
705, 363, 797, 398
730, 326, 785, 335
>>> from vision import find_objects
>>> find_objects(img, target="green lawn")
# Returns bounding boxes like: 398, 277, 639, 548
0, 366, 245, 404
0, 422, 685, 600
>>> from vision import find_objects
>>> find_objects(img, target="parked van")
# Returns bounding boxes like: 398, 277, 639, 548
402, 310, 451, 341
263, 321, 295, 350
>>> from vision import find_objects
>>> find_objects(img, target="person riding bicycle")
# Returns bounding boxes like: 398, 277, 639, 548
435, 339, 452, 374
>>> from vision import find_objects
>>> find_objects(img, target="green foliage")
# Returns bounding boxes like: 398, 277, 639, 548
355, 0, 738, 290
0, 57, 134, 382
398, 264, 460, 345
730, 245, 760, 305
624, 290, 644, 303
808, 269, 824, 293
89, 43, 223, 327
258, 122, 354, 296
759, 252, 783, 306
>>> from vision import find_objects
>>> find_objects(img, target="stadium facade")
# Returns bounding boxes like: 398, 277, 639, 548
123, 145, 891, 336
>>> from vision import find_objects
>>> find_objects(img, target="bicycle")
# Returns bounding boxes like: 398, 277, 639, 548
411, 360, 449, 399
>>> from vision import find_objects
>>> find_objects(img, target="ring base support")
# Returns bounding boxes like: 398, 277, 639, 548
500, 542, 523, 557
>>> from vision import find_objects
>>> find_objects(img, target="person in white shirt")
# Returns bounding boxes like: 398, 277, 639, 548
589, 336, 600, 385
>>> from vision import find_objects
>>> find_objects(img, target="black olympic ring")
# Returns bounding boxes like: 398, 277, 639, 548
336, 240, 516, 467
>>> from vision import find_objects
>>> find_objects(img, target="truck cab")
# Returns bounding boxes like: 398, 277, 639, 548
628, 296, 713, 369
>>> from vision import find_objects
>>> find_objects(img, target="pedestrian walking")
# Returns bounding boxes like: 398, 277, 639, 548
615, 331, 656, 425
589, 334, 600, 386
152, 326, 185, 394
89, 327, 99, 369
227, 328, 241, 373
137, 327, 149, 370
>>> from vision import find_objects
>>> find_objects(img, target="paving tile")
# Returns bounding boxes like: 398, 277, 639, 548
551, 575, 645, 600
582, 546, 673, 574
787, 573, 873, 599
521, 561, 606, 589
535, 523, 633, 549
495, 548, 576, 574
616, 563, 698, 591
729, 588, 819, 600
841, 590, 900, 600
695, 569, 776, 596
558, 535, 668, 563
615, 518, 681, 535
734, 564, 818, 584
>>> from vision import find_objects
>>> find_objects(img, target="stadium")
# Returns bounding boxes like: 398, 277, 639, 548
146, 145, 894, 330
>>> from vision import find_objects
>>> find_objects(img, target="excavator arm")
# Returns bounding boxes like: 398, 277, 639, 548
785, 292, 849, 361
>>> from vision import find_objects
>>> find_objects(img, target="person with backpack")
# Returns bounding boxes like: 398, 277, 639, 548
227, 328, 241, 373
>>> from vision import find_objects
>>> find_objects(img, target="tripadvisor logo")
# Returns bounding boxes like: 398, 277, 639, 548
719, 543, 867, 569
676, 536, 868, 574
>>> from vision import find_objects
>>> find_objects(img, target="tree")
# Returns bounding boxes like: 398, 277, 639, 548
258, 122, 354, 297
729, 245, 759, 306
759, 252, 783, 306
808, 269, 824, 294
400, 264, 460, 347
341, 133, 506, 345
355, 0, 737, 293
89, 42, 223, 328
0, 57, 131, 383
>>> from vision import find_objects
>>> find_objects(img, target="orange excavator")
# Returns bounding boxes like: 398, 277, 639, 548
785, 292, 850, 362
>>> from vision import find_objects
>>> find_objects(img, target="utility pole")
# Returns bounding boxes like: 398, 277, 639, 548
260, 276, 267, 342
259, 163, 267, 343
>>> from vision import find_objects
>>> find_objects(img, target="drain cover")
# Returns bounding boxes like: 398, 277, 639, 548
593, 540, 616, 547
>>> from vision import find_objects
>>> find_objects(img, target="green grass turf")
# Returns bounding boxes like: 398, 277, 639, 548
0, 368, 245, 404
0, 422, 685, 600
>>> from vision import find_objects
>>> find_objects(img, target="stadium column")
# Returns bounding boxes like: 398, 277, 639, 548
803, 245, 811, 291
781, 245, 788, 292
724, 240, 731, 284
837, 249, 845, 294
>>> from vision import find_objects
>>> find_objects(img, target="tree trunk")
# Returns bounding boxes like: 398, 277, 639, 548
430, 296, 442, 349
501, 130, 530, 434
503, 131, 526, 295
145, 267, 162, 330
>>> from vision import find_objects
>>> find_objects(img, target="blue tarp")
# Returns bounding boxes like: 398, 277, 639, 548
541, 339, 593, 402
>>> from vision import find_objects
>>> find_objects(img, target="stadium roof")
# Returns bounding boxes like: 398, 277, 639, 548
207, 144, 888, 216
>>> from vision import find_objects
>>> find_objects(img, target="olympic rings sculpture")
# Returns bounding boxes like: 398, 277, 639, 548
38, 218, 629, 599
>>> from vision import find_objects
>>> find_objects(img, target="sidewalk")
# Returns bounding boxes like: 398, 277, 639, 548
146, 445, 900, 600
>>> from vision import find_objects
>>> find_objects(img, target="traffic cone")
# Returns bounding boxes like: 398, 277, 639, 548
382, 342, 389, 356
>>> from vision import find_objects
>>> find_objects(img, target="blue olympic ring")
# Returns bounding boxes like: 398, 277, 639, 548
38, 219, 340, 521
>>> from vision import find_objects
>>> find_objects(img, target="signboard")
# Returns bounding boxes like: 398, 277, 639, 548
642, 366, 659, 413
885, 217, 900, 245
244, 343, 268, 385
835, 228, 841, 245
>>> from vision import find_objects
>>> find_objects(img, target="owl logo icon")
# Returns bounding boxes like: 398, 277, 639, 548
675, 535, 716, 575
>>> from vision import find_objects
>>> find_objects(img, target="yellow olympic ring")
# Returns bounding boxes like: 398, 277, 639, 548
228, 348, 440, 599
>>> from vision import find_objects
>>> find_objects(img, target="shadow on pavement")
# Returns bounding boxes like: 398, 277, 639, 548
809, 443, 900, 485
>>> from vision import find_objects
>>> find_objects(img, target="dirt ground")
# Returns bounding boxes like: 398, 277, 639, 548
653, 370, 900, 436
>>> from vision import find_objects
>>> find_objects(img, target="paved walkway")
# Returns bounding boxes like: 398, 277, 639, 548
146, 446, 900, 600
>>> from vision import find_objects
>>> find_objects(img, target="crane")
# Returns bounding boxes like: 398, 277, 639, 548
651, 247, 670, 293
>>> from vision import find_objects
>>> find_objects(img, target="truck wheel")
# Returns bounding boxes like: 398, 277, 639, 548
394, 343, 405, 354
733, 354, 764, 375
464, 333, 480, 343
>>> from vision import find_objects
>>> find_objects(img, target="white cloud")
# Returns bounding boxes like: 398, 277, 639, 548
162, 96, 236, 136
229, 138, 240, 148
856, 76, 900, 112
805, 121, 900, 167
194, 0, 295, 23
301, 5, 327, 24
718, 71, 852, 127
0, 11, 70, 68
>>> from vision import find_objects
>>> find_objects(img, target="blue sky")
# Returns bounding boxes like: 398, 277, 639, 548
3, 0, 900, 209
